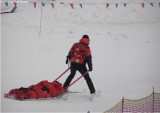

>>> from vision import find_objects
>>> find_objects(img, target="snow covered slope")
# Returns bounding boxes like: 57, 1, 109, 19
1, 0, 160, 112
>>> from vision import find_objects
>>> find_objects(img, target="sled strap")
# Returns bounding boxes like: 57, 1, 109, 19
53, 67, 70, 82
66, 71, 89, 89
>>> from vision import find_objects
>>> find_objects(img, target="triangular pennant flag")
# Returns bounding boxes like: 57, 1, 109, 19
115, 3, 118, 8
142, 3, 144, 8
79, 3, 82, 8
33, 2, 36, 8
70, 3, 74, 9
150, 3, 153, 7
42, 3, 45, 7
14, 2, 17, 7
51, 3, 54, 8
106, 3, 109, 8
124, 3, 127, 7
5, 1, 8, 7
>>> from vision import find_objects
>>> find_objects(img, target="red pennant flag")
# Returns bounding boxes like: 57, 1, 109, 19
14, 2, 17, 7
51, 3, 54, 8
124, 3, 127, 7
70, 3, 74, 9
34, 2, 36, 8
106, 3, 109, 8
142, 3, 144, 8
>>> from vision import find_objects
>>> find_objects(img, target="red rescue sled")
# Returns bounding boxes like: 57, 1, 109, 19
4, 67, 89, 100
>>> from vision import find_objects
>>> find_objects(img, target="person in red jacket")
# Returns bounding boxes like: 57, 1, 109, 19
63, 35, 96, 94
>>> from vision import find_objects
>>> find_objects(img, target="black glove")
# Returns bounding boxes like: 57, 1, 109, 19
89, 67, 93, 71
66, 56, 69, 64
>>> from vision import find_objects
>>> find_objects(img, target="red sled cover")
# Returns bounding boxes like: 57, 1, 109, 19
4, 81, 65, 100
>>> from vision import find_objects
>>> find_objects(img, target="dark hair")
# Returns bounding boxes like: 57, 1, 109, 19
83, 35, 89, 40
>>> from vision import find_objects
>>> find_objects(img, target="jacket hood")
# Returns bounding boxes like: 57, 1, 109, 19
79, 38, 90, 45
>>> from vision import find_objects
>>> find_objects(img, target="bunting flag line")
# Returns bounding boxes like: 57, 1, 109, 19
1, 1, 160, 9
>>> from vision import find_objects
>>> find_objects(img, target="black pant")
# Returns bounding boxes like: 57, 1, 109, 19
63, 63, 96, 94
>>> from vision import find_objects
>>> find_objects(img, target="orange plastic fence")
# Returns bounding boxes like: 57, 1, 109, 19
105, 91, 160, 112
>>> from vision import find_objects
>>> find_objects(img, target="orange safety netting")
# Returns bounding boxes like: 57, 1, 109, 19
105, 92, 160, 112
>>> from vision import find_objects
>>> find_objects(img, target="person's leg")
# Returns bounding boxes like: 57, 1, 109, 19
84, 74, 96, 94
78, 66, 96, 94
63, 66, 76, 88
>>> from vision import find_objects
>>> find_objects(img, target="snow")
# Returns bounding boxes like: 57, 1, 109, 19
1, 0, 160, 113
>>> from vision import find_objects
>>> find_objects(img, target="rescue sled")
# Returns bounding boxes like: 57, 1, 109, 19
4, 67, 89, 101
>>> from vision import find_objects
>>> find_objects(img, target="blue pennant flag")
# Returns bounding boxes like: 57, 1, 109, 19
42, 3, 45, 7
150, 3, 154, 7
5, 2, 8, 7
79, 3, 82, 8
115, 3, 118, 8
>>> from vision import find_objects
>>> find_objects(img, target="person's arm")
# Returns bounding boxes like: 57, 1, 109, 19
86, 47, 93, 71
86, 55, 92, 71
66, 44, 75, 64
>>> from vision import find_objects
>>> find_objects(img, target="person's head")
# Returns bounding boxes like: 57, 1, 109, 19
82, 35, 90, 40
79, 35, 90, 45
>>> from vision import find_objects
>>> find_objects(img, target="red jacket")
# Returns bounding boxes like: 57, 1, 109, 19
67, 37, 93, 70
